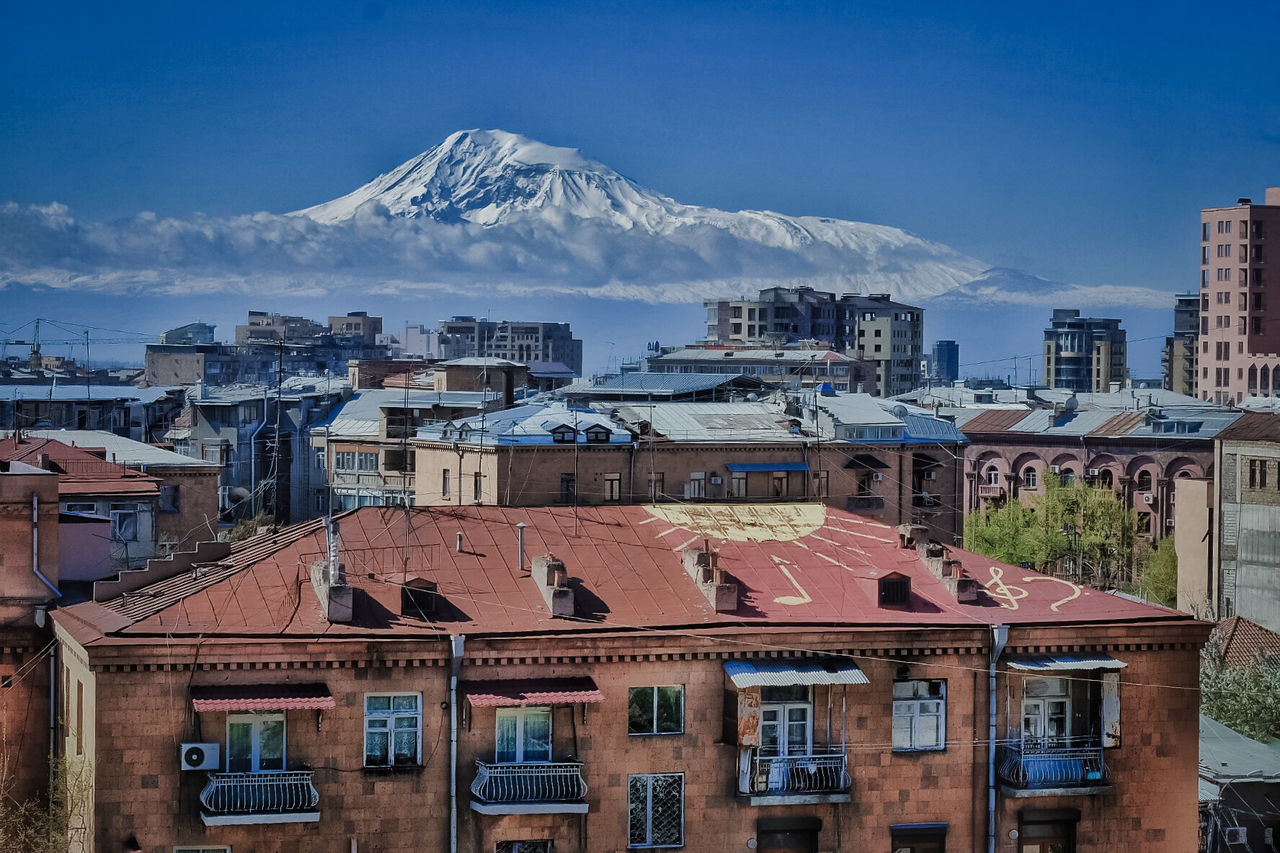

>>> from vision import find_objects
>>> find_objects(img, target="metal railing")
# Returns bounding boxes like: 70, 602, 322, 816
471, 761, 587, 804
846, 496, 885, 512
746, 751, 850, 795
978, 484, 1006, 499
199, 771, 319, 816
997, 740, 1108, 789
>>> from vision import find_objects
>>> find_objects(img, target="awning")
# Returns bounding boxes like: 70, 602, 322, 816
724, 462, 810, 472
191, 683, 335, 712
724, 658, 869, 689
844, 454, 889, 470
1004, 654, 1127, 672
461, 677, 604, 707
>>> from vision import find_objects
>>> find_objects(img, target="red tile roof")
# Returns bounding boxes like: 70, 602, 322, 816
461, 677, 604, 707
1213, 616, 1280, 668
0, 437, 159, 498
62, 504, 1191, 644
190, 682, 336, 712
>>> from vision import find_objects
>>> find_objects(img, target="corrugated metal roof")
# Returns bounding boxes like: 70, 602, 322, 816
190, 682, 336, 711
461, 677, 603, 707
1, 430, 217, 468
725, 462, 809, 472
612, 402, 802, 442
1004, 653, 1127, 671
958, 409, 1033, 434
1218, 411, 1280, 443
724, 658, 869, 688
578, 372, 766, 395
900, 413, 968, 444
814, 394, 902, 426
1200, 714, 1280, 784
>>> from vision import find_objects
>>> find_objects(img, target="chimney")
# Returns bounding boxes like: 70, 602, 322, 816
310, 559, 354, 622
681, 543, 738, 613
896, 524, 929, 550
913, 540, 979, 603
531, 554, 575, 617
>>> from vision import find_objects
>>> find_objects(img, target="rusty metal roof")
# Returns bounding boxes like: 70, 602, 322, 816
190, 682, 336, 712
958, 409, 1032, 434
64, 504, 1191, 643
1218, 411, 1280, 443
461, 677, 603, 707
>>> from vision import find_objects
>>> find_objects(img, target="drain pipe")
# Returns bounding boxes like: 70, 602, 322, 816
248, 393, 269, 516
449, 634, 466, 853
31, 493, 58, 597
988, 624, 1009, 853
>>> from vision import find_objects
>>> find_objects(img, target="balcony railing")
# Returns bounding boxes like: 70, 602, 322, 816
846, 496, 885, 512
978, 484, 1006, 499
997, 740, 1108, 790
199, 771, 319, 820
912, 493, 943, 508
745, 751, 850, 796
471, 761, 587, 804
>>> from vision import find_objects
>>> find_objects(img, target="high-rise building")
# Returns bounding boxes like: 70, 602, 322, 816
1162, 294, 1200, 397
702, 288, 924, 396
436, 317, 583, 376
930, 340, 959, 384
1041, 309, 1127, 393
1198, 188, 1280, 404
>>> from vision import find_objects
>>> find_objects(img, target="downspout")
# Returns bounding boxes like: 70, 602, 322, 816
31, 493, 58, 596
450, 634, 466, 853
988, 624, 1009, 853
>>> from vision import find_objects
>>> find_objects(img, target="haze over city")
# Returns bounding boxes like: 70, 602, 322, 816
4, 1, 1280, 375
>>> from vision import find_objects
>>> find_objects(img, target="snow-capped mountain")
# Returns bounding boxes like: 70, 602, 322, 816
292, 129, 997, 302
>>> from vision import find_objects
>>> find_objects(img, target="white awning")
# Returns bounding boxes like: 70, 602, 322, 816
1005, 653, 1127, 671
724, 658, 869, 689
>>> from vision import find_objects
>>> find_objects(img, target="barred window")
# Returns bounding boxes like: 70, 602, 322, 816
495, 842, 551, 853
628, 773, 683, 848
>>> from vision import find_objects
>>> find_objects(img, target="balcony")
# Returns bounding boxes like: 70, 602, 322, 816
978, 484, 1006, 500
198, 771, 320, 826
741, 751, 851, 806
470, 761, 589, 815
997, 740, 1110, 797
912, 493, 943, 508
846, 495, 884, 513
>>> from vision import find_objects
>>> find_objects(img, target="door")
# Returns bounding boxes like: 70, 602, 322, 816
226, 712, 285, 772
759, 703, 811, 789
1022, 698, 1070, 749
757, 828, 818, 852
495, 707, 552, 763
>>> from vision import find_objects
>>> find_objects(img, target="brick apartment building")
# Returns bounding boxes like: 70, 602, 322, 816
1198, 188, 1280, 404
51, 503, 1205, 853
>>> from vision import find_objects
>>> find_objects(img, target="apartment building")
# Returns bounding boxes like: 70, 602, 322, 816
644, 347, 870, 393
1198, 188, 1280, 404
702, 289, 924, 396
1042, 310, 1127, 393
50, 502, 1206, 853
1163, 294, 1200, 398
436, 317, 584, 377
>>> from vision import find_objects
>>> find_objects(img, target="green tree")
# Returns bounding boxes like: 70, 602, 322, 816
965, 479, 1137, 586
0, 757, 93, 853
1137, 535, 1177, 607
1201, 634, 1280, 741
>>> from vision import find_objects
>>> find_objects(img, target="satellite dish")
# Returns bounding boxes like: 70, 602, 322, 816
228, 487, 252, 506
891, 405, 909, 419
746, 393, 759, 402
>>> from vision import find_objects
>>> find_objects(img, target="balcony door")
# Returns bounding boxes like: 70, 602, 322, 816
759, 704, 812, 757
227, 712, 285, 773
1022, 679, 1070, 750
496, 707, 552, 764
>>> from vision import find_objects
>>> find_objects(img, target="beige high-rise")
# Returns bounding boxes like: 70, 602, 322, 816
1199, 187, 1280, 403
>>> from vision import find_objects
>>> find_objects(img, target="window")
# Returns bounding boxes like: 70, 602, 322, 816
365, 694, 421, 767
227, 712, 284, 772
1249, 458, 1268, 489
628, 686, 684, 735
550, 426, 576, 443
687, 472, 705, 499
110, 507, 139, 542
441, 469, 451, 498
1022, 467, 1037, 488
357, 452, 378, 471
892, 680, 946, 751
985, 466, 1000, 486
648, 472, 664, 501
812, 470, 828, 499
496, 707, 551, 763
628, 773, 683, 848
158, 484, 180, 513
64, 502, 97, 515
1135, 470, 1152, 491
473, 471, 483, 502
604, 473, 621, 502
891, 827, 947, 853
335, 451, 357, 470
560, 473, 577, 504
771, 473, 788, 497
495, 843, 551, 853
759, 684, 812, 757
730, 471, 747, 498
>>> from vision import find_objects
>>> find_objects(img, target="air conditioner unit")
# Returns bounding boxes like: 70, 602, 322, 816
1165, 518, 1176, 527
873, 473, 884, 481
1223, 827, 1248, 845
923, 471, 937, 481
1087, 468, 1101, 477
1143, 493, 1155, 504
1049, 465, 1061, 474
180, 742, 220, 771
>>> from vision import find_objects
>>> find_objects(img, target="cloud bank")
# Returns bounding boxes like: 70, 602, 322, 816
0, 201, 1173, 310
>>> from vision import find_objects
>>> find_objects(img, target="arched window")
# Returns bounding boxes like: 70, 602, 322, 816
1249, 364, 1259, 395
1022, 467, 1037, 488
1263, 365, 1272, 397
1060, 468, 1075, 486
1136, 470, 1153, 491
1177, 470, 1191, 478
1099, 469, 1114, 489
985, 466, 1000, 486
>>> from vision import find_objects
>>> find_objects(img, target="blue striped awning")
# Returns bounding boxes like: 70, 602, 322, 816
1005, 654, 1127, 671
724, 658, 868, 688
724, 462, 810, 472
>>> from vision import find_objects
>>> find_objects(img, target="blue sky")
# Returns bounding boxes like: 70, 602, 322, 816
3, 1, 1280, 375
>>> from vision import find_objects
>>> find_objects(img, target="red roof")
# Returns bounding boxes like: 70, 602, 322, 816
1213, 616, 1280, 668
461, 677, 604, 707
0, 437, 159, 498
190, 682, 336, 712
57, 503, 1193, 644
